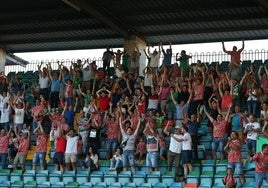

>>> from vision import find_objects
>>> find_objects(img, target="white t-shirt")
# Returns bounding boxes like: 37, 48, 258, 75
39, 76, 50, 89
182, 132, 192, 150
14, 108, 24, 124
244, 122, 260, 140
65, 136, 78, 154
169, 134, 183, 154
149, 53, 160, 68
0, 106, 10, 123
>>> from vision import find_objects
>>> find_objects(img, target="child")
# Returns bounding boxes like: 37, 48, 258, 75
109, 148, 123, 171
222, 168, 237, 188
159, 135, 166, 160
135, 137, 146, 164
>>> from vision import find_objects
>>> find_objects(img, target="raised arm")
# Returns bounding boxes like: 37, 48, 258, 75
133, 118, 141, 136
203, 105, 214, 123
222, 41, 227, 53
238, 40, 245, 52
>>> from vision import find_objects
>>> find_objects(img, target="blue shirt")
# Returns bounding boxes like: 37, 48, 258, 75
188, 121, 200, 135
231, 113, 244, 131
51, 79, 61, 92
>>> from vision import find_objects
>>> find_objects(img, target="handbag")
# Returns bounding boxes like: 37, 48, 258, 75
120, 138, 129, 148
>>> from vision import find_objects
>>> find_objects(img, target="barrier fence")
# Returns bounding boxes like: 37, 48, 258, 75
5, 49, 268, 75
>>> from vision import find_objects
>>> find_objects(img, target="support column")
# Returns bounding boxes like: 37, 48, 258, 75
124, 35, 147, 76
0, 49, 6, 75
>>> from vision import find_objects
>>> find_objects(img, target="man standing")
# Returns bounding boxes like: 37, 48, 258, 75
250, 144, 268, 188
102, 47, 114, 76
0, 128, 10, 169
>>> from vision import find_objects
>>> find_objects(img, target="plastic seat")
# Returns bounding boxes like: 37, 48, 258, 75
0, 169, 10, 182
186, 177, 199, 184
244, 160, 255, 171
109, 182, 122, 188
76, 170, 89, 185
48, 170, 62, 185
65, 181, 79, 188
90, 171, 103, 185
200, 166, 214, 178
37, 181, 51, 188
36, 170, 48, 183
153, 182, 167, 188
24, 181, 37, 188
199, 177, 212, 188
137, 182, 152, 188
79, 182, 92, 188
147, 171, 161, 186
11, 180, 24, 188
169, 182, 183, 188
103, 170, 117, 186
93, 182, 107, 188
122, 182, 136, 188
51, 181, 64, 188
62, 170, 75, 184
118, 171, 132, 185
213, 177, 225, 187
132, 171, 146, 185
23, 170, 36, 182
10, 170, 23, 183
161, 171, 175, 186
184, 183, 198, 188
99, 160, 110, 173
215, 165, 227, 178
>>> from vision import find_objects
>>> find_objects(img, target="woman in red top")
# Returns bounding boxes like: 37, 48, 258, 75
224, 131, 245, 185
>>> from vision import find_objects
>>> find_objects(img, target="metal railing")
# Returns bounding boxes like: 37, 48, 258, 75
5, 49, 268, 75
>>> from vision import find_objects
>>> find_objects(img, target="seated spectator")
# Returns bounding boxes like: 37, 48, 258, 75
109, 148, 123, 171
81, 146, 98, 173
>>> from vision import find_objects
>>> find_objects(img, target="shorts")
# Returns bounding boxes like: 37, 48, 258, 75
255, 172, 268, 187
65, 153, 77, 163
13, 153, 27, 165
106, 138, 118, 152
146, 151, 159, 168
123, 150, 135, 167
32, 152, 46, 166
246, 139, 256, 152
181, 150, 192, 164
53, 152, 64, 165
228, 162, 243, 175
211, 137, 225, 152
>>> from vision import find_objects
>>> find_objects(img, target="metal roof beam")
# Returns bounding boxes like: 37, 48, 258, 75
62, 0, 130, 38
0, 34, 123, 45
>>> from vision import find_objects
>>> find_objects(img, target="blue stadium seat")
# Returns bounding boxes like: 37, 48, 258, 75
93, 182, 107, 188
10, 170, 23, 183
50, 181, 64, 188
122, 182, 136, 188
118, 171, 131, 185
153, 182, 167, 188
36, 170, 48, 183
103, 170, 117, 186
200, 166, 214, 178
23, 170, 36, 182
212, 177, 225, 187
137, 182, 152, 188
48, 170, 62, 185
24, 181, 37, 188
161, 171, 175, 186
76, 170, 89, 185
109, 182, 122, 188
65, 181, 79, 188
169, 182, 183, 188
79, 182, 92, 188
132, 171, 146, 185
199, 177, 212, 188
90, 171, 103, 185
11, 180, 24, 188
147, 171, 161, 186
0, 169, 10, 182
37, 181, 51, 188
62, 170, 75, 185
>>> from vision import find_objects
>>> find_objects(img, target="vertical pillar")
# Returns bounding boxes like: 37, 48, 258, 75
124, 35, 147, 76
0, 49, 6, 75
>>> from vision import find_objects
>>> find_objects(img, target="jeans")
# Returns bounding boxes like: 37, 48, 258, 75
247, 100, 257, 114
0, 153, 8, 169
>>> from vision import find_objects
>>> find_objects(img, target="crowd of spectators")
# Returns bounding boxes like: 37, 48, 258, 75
0, 40, 268, 186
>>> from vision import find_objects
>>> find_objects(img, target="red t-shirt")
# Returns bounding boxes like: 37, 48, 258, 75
193, 85, 204, 101
213, 120, 227, 138
18, 138, 30, 154
253, 152, 268, 173
36, 134, 47, 152
136, 141, 146, 153
0, 135, 9, 153
106, 122, 119, 139
32, 105, 44, 122
98, 97, 110, 111
55, 136, 67, 153
227, 139, 242, 162
221, 94, 233, 110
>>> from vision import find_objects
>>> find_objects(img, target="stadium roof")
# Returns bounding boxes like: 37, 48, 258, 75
0, 0, 268, 53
